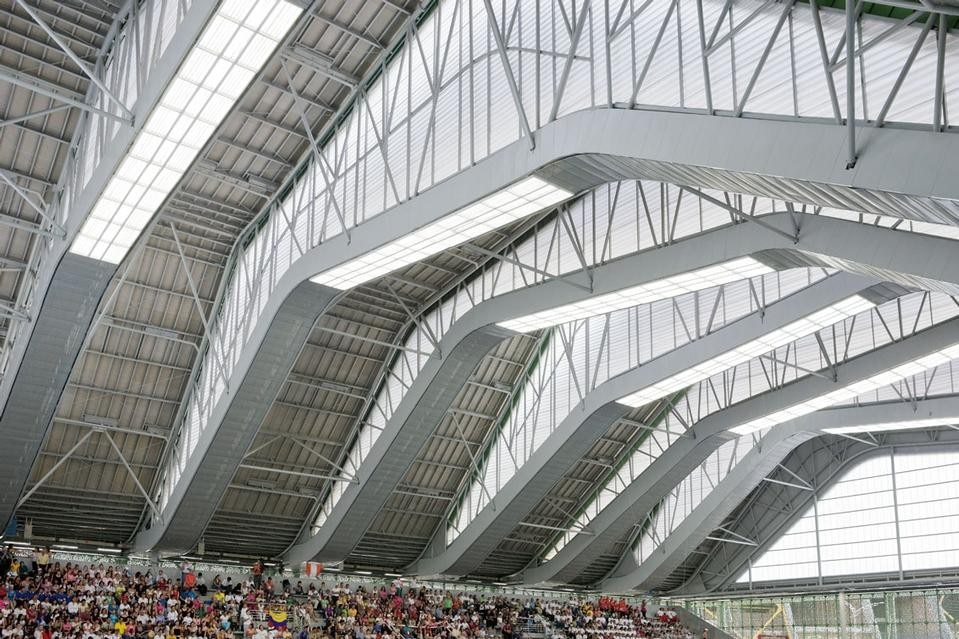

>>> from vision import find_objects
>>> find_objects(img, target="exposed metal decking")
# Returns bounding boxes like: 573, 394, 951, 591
135, 281, 337, 554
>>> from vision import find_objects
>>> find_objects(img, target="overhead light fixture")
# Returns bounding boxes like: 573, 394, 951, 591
823, 416, 959, 435
5, 541, 31, 547
384, 572, 403, 577
310, 176, 572, 289
97, 547, 123, 554
498, 257, 774, 333
354, 570, 372, 575
69, 0, 303, 263
52, 544, 79, 550
619, 295, 875, 407
731, 343, 959, 435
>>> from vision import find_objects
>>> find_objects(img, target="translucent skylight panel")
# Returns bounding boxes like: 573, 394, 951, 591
824, 416, 959, 435
310, 176, 572, 289
223, 26, 256, 61
744, 448, 959, 584
69, 0, 303, 264
198, 16, 237, 53
731, 343, 959, 435
818, 208, 959, 243
618, 297, 872, 408
499, 257, 774, 333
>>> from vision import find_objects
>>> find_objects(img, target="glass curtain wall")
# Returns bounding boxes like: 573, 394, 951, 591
684, 588, 959, 639
740, 449, 959, 586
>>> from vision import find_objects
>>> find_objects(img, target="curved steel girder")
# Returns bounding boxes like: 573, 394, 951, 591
160, 208, 959, 559
285, 219, 882, 564
678, 422, 959, 596
143, 105, 959, 555
418, 311, 959, 578
286, 204, 959, 566
599, 396, 959, 593
0, 1, 225, 533
285, 211, 932, 566
409, 272, 879, 577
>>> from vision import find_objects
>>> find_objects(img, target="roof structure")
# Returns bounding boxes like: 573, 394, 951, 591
1, 0, 959, 596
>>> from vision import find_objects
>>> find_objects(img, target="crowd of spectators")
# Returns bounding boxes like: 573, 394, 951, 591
255, 580, 697, 639
0, 547, 243, 639
0, 547, 700, 639
538, 596, 693, 639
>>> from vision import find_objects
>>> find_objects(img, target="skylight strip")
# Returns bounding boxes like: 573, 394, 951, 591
69, 0, 304, 264
731, 343, 959, 435
823, 416, 959, 435
309, 176, 572, 289
619, 295, 875, 407
498, 257, 775, 333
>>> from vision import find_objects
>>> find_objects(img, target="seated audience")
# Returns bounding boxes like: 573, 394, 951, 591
0, 546, 695, 639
